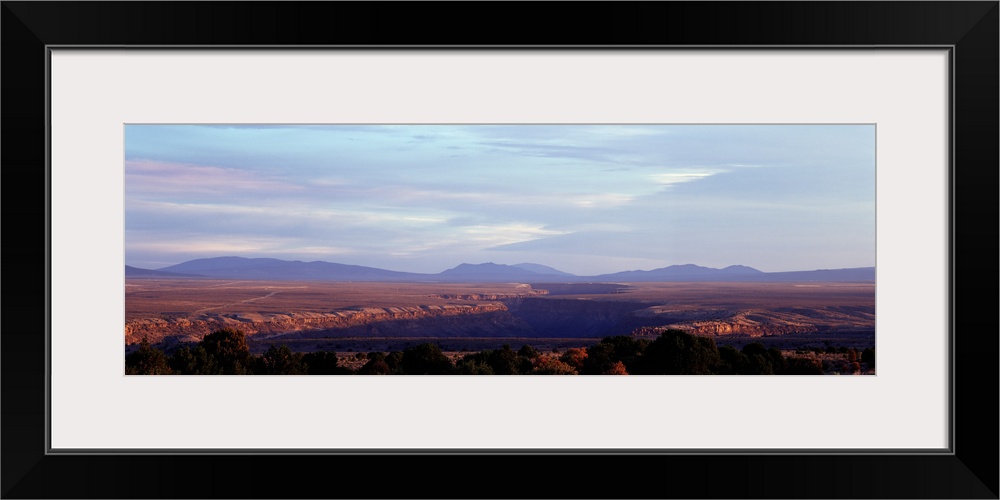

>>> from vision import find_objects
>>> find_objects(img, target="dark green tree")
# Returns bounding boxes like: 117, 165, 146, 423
359, 358, 392, 375
600, 336, 648, 372
454, 355, 495, 375
400, 343, 453, 375
384, 351, 405, 374
636, 330, 721, 375
861, 348, 876, 369
260, 344, 306, 375
581, 343, 616, 375
358, 352, 392, 375
778, 357, 824, 375
200, 328, 254, 375
487, 345, 521, 375
582, 336, 648, 374
741, 343, 775, 375
767, 347, 787, 373
125, 337, 172, 375
169, 345, 218, 374
716, 345, 751, 375
301, 351, 346, 375
516, 345, 540, 372
559, 347, 588, 371
517, 345, 540, 359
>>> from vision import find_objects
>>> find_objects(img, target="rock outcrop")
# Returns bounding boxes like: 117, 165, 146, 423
125, 303, 514, 345
630, 306, 874, 338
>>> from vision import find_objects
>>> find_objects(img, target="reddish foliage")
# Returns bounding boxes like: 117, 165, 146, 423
559, 347, 588, 371
602, 361, 628, 375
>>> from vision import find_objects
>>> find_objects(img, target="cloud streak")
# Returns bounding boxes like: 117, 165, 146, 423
125, 124, 875, 274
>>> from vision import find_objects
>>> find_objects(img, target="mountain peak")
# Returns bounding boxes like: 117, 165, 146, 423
722, 265, 763, 274
140, 256, 869, 283
512, 263, 576, 277
441, 262, 518, 274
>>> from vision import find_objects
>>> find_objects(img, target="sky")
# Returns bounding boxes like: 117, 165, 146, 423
124, 124, 875, 275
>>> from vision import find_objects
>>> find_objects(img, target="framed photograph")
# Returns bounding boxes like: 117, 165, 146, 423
3, 2, 996, 498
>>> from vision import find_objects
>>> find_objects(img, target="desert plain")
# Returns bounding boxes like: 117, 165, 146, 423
125, 279, 875, 356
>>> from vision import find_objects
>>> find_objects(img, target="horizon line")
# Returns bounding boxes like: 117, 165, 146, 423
125, 255, 877, 276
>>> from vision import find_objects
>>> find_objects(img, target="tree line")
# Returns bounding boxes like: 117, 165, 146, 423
126, 327, 872, 375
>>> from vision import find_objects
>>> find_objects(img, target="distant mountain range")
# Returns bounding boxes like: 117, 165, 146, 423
126, 256, 876, 282
124, 265, 202, 278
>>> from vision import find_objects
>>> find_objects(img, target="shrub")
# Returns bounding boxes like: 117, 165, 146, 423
260, 344, 306, 375
740, 343, 778, 375
385, 351, 404, 373
200, 328, 254, 375
517, 345, 540, 359
401, 343, 453, 375
861, 348, 876, 369
454, 357, 495, 375
301, 351, 347, 375
581, 343, 616, 375
602, 361, 628, 375
169, 345, 218, 375
559, 348, 588, 371
779, 357, 824, 375
637, 330, 721, 375
359, 359, 392, 375
716, 345, 751, 375
125, 337, 172, 375
487, 345, 521, 375
531, 356, 578, 375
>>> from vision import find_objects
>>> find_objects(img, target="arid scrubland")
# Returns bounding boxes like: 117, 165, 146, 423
126, 279, 874, 376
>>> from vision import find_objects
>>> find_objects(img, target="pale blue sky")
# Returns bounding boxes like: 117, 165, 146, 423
125, 124, 875, 275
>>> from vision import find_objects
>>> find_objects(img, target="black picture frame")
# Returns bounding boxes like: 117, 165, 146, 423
3, 2, 997, 498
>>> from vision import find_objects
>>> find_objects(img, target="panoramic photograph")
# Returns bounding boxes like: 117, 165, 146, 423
124, 124, 876, 375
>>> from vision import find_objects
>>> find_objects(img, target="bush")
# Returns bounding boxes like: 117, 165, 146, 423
531, 355, 577, 375
716, 345, 751, 375
517, 345, 540, 359
359, 359, 392, 375
581, 343, 616, 375
301, 351, 347, 375
385, 351, 404, 373
559, 348, 588, 371
637, 330, 720, 375
580, 336, 649, 374
740, 343, 782, 375
169, 345, 218, 375
454, 357, 495, 375
487, 345, 521, 375
400, 343, 453, 375
602, 361, 628, 375
861, 348, 875, 369
125, 337, 172, 375
260, 344, 306, 375
779, 357, 824, 375
200, 328, 254, 375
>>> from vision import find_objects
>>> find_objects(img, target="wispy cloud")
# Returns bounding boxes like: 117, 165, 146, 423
125, 124, 875, 272
650, 170, 721, 186
126, 160, 303, 196
127, 236, 299, 255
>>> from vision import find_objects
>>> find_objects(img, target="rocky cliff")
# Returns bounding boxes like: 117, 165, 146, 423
125, 303, 516, 345
502, 297, 650, 337
630, 306, 873, 338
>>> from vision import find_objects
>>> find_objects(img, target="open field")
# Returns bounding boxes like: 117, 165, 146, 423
125, 279, 874, 352
125, 280, 543, 319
